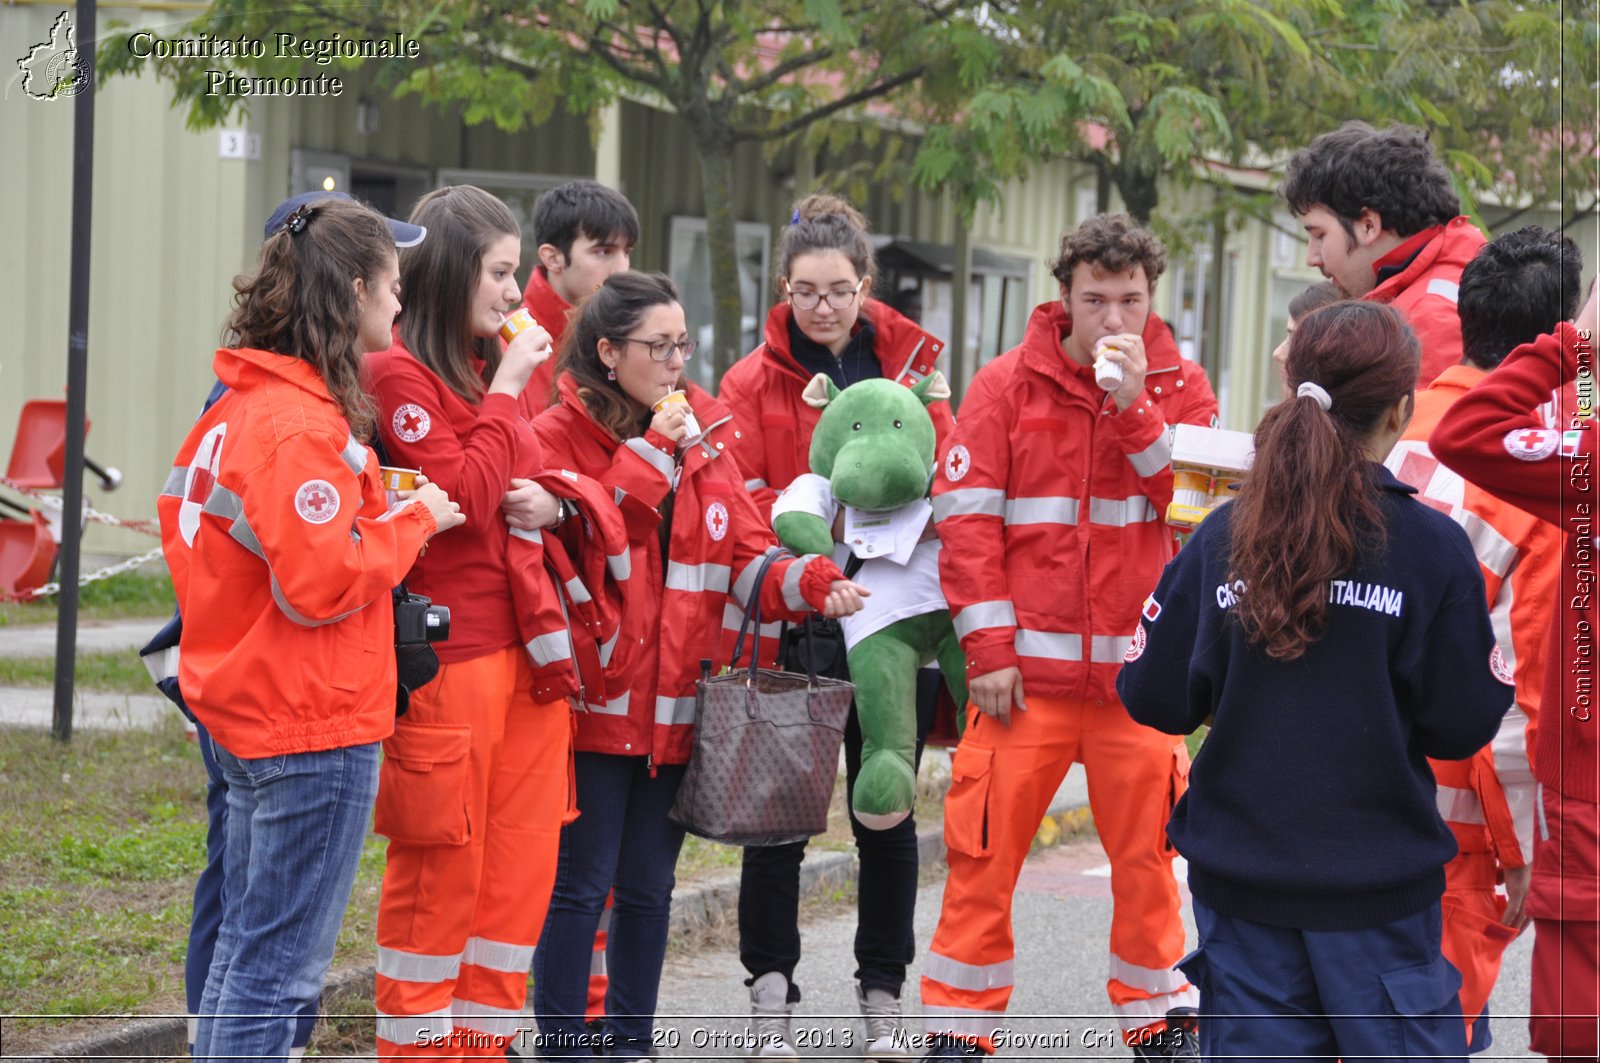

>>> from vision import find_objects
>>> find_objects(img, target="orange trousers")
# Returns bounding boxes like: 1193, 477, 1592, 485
1440, 848, 1521, 1046
921, 694, 1194, 1049
373, 648, 574, 1059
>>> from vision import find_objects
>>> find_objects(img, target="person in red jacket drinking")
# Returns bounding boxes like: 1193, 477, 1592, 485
529, 271, 868, 1060
517, 180, 639, 418
1433, 279, 1600, 1062
1283, 121, 1487, 388
159, 195, 462, 1063
916, 214, 1217, 1060
718, 193, 956, 1057
365, 184, 578, 1060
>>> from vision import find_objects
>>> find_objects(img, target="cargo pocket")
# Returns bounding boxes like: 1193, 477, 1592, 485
944, 741, 995, 858
1379, 954, 1464, 1058
374, 721, 473, 845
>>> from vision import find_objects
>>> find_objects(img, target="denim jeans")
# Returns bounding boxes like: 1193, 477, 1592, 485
533, 753, 686, 1060
186, 717, 319, 1053
192, 736, 380, 1063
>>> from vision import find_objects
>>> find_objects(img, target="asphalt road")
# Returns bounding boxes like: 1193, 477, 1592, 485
640, 835, 1536, 1061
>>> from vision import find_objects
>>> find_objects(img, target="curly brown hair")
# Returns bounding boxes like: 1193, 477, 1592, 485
1050, 213, 1167, 292
776, 192, 875, 288
1228, 301, 1419, 660
224, 196, 394, 438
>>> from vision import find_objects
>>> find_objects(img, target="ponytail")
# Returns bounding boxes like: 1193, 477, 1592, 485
1228, 301, 1419, 659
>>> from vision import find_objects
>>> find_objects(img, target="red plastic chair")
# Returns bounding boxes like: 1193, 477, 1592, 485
0, 510, 57, 598
7, 399, 91, 489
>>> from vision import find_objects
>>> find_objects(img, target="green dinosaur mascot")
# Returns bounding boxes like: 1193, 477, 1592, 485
771, 372, 968, 829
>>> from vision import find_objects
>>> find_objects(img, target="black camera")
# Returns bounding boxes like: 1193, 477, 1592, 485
393, 589, 449, 717
394, 592, 450, 645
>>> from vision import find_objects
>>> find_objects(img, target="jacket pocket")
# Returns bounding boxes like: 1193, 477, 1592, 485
374, 721, 473, 846
944, 740, 995, 859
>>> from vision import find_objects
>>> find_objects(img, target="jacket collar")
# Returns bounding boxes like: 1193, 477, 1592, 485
1373, 461, 1418, 495
1425, 363, 1486, 397
213, 346, 336, 403
758, 299, 945, 384
521, 268, 575, 345
1367, 216, 1486, 305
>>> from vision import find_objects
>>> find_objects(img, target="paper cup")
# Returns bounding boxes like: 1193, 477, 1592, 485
652, 390, 703, 439
1172, 468, 1210, 510
379, 466, 421, 492
499, 308, 539, 344
1093, 341, 1124, 391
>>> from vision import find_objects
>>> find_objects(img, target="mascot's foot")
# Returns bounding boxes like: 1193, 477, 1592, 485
853, 807, 911, 831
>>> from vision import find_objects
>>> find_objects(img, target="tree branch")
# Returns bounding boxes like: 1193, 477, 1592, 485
740, 64, 926, 142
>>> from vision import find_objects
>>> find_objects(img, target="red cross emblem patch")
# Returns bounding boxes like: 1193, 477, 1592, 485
1489, 644, 1514, 685
944, 444, 971, 483
393, 403, 431, 443
295, 479, 340, 525
1502, 427, 1558, 461
1124, 624, 1147, 663
705, 501, 729, 541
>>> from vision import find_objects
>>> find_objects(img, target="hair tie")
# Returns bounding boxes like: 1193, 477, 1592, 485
1296, 381, 1333, 411
790, 208, 801, 225
281, 204, 314, 235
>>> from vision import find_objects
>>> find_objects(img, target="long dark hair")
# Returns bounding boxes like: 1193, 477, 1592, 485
1229, 301, 1419, 659
225, 196, 393, 438
398, 185, 520, 403
556, 271, 681, 441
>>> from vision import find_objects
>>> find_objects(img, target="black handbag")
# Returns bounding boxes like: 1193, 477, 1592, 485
777, 553, 862, 681
668, 550, 856, 846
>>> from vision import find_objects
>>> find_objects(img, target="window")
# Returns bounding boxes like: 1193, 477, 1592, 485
667, 217, 771, 390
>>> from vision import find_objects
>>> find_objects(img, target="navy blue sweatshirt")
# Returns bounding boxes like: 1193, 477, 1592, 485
1117, 464, 1512, 931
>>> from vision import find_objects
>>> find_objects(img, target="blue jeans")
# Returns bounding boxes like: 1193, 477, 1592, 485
186, 718, 319, 1052
532, 753, 686, 1060
1181, 897, 1466, 1063
193, 737, 380, 1063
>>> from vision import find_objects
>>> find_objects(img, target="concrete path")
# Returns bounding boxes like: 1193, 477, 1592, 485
1, 618, 164, 659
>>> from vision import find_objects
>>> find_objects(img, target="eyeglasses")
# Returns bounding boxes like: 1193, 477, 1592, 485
785, 277, 865, 311
614, 336, 698, 363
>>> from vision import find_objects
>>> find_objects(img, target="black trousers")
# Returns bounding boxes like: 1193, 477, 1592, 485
737, 668, 939, 998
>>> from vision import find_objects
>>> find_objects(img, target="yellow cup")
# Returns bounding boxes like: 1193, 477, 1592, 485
379, 466, 421, 492
651, 390, 703, 439
499, 308, 539, 344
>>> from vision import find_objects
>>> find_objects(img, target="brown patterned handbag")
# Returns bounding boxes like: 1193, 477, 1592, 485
668, 549, 855, 846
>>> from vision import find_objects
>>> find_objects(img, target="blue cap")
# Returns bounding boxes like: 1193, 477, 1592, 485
264, 191, 426, 247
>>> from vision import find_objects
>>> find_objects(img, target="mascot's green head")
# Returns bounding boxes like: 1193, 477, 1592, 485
803, 372, 950, 510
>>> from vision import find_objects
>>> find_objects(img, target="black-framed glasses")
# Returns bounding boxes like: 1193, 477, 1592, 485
613, 336, 698, 363
784, 277, 865, 311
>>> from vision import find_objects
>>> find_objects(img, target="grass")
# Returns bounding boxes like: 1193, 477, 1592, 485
0, 568, 176, 627
0, 717, 390, 1055
0, 649, 153, 692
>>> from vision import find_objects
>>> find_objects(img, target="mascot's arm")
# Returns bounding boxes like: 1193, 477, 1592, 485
770, 472, 838, 558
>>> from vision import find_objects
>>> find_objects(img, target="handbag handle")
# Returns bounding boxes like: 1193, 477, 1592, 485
729, 547, 790, 676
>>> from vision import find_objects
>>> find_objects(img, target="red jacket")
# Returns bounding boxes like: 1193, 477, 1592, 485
159, 347, 435, 758
532, 375, 847, 765
1365, 216, 1487, 387
1433, 323, 1600, 802
1390, 364, 1561, 868
366, 341, 556, 665
932, 302, 1218, 700
518, 268, 574, 419
718, 300, 956, 513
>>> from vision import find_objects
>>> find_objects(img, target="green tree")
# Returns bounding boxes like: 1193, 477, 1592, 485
99, 0, 1020, 379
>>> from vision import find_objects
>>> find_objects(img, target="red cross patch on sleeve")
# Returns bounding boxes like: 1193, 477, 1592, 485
295, 479, 340, 525
705, 501, 729, 541
944, 444, 971, 483
1502, 427, 1559, 461
393, 403, 431, 443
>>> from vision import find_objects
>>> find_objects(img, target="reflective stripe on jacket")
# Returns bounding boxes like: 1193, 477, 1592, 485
933, 302, 1217, 701
532, 375, 846, 765
158, 346, 434, 758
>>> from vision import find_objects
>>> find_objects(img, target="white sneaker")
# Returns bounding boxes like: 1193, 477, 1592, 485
748, 971, 799, 1059
857, 984, 911, 1058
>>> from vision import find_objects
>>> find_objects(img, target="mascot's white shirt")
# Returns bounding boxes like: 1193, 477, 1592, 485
773, 473, 948, 650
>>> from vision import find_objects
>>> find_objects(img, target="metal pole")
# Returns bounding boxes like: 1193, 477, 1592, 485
53, 0, 98, 742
